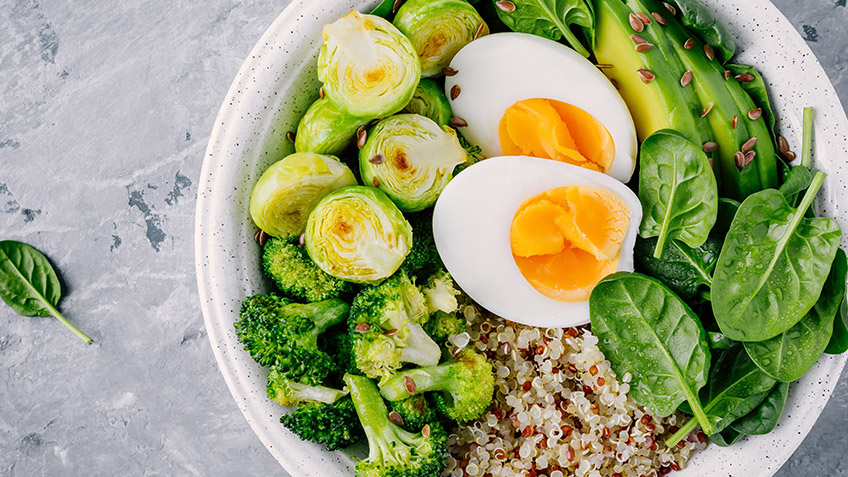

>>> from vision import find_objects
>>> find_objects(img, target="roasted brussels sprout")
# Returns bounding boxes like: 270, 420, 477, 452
394, 0, 488, 77
305, 186, 412, 283
295, 98, 369, 156
250, 152, 357, 238
359, 114, 466, 212
317, 10, 421, 118
400, 79, 453, 127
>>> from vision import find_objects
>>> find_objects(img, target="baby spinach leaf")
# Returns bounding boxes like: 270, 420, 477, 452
638, 130, 718, 259
708, 332, 737, 350
709, 427, 743, 447
493, 0, 594, 57
370, 0, 397, 19
826, 249, 848, 354
635, 236, 720, 300
590, 272, 714, 434
668, 0, 735, 62
712, 172, 842, 342
0, 241, 92, 344
730, 382, 789, 436
778, 166, 814, 208
713, 198, 740, 239
744, 248, 847, 381
668, 346, 775, 445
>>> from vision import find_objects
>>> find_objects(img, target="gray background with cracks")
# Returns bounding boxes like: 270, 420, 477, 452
0, 0, 846, 475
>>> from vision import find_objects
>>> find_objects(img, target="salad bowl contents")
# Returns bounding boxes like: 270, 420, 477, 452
195, 0, 848, 476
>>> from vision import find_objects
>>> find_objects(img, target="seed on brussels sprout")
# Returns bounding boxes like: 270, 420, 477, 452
249, 152, 357, 238
400, 79, 453, 127
305, 186, 412, 283
317, 10, 421, 118
295, 98, 369, 156
359, 114, 466, 212
394, 0, 488, 77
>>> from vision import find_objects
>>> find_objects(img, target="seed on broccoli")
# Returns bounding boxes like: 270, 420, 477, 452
390, 394, 437, 433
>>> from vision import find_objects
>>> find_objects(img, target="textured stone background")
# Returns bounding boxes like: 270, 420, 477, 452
0, 0, 846, 475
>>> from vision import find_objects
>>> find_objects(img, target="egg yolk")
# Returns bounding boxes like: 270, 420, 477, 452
499, 98, 615, 173
510, 186, 630, 302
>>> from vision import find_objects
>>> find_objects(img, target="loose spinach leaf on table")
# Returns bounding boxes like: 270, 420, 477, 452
668, 346, 775, 446
634, 236, 720, 301
743, 249, 847, 382
493, 0, 594, 57
712, 172, 842, 342
825, 249, 848, 354
730, 382, 789, 436
0, 240, 92, 344
590, 272, 714, 433
638, 130, 718, 259
668, 0, 735, 62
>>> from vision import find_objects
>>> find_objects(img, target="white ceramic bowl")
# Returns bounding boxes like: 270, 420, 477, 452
195, 1, 848, 475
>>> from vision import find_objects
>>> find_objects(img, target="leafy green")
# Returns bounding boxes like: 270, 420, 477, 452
826, 250, 848, 354
668, 0, 736, 62
712, 172, 842, 342
709, 427, 743, 447
371, 0, 397, 19
638, 130, 718, 258
668, 346, 775, 446
802, 107, 814, 168
590, 272, 714, 434
0, 240, 92, 344
634, 236, 720, 301
707, 332, 737, 350
713, 198, 740, 238
777, 166, 814, 208
493, 0, 593, 57
730, 382, 789, 436
744, 248, 847, 381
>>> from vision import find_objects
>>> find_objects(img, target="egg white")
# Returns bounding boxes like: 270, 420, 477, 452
432, 156, 642, 328
445, 32, 638, 183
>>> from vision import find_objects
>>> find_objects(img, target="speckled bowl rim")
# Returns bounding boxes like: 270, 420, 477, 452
195, 1, 848, 476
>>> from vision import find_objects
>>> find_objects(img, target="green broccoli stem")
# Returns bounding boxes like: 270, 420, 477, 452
290, 300, 350, 343
379, 361, 454, 401
344, 374, 418, 465
398, 322, 441, 367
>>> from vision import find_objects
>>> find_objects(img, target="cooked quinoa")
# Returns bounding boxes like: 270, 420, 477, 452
444, 301, 707, 477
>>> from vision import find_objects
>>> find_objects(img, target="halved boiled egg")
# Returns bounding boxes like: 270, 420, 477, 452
432, 156, 642, 327
445, 32, 637, 183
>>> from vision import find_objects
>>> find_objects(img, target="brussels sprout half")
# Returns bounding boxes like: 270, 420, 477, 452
400, 79, 453, 127
359, 114, 466, 212
317, 11, 421, 118
394, 0, 488, 77
295, 98, 369, 156
305, 186, 413, 284
249, 152, 357, 238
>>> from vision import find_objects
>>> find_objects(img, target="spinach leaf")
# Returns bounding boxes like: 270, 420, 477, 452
638, 130, 718, 259
708, 332, 736, 350
634, 236, 720, 300
778, 166, 814, 208
493, 0, 593, 57
730, 382, 789, 436
709, 427, 743, 447
667, 346, 775, 445
370, 0, 397, 19
744, 248, 847, 381
712, 172, 842, 342
0, 241, 92, 344
826, 249, 848, 354
713, 198, 740, 239
590, 272, 714, 434
668, 0, 735, 62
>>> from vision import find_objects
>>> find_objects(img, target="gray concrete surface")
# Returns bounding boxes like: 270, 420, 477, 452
0, 0, 846, 475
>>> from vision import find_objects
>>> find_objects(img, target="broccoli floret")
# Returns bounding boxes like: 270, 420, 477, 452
235, 294, 350, 384
320, 323, 360, 387
349, 272, 441, 380
379, 348, 494, 422
401, 210, 442, 276
266, 368, 349, 406
390, 394, 437, 433
344, 374, 448, 477
421, 269, 459, 314
263, 237, 355, 302
423, 311, 466, 344
280, 397, 364, 451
